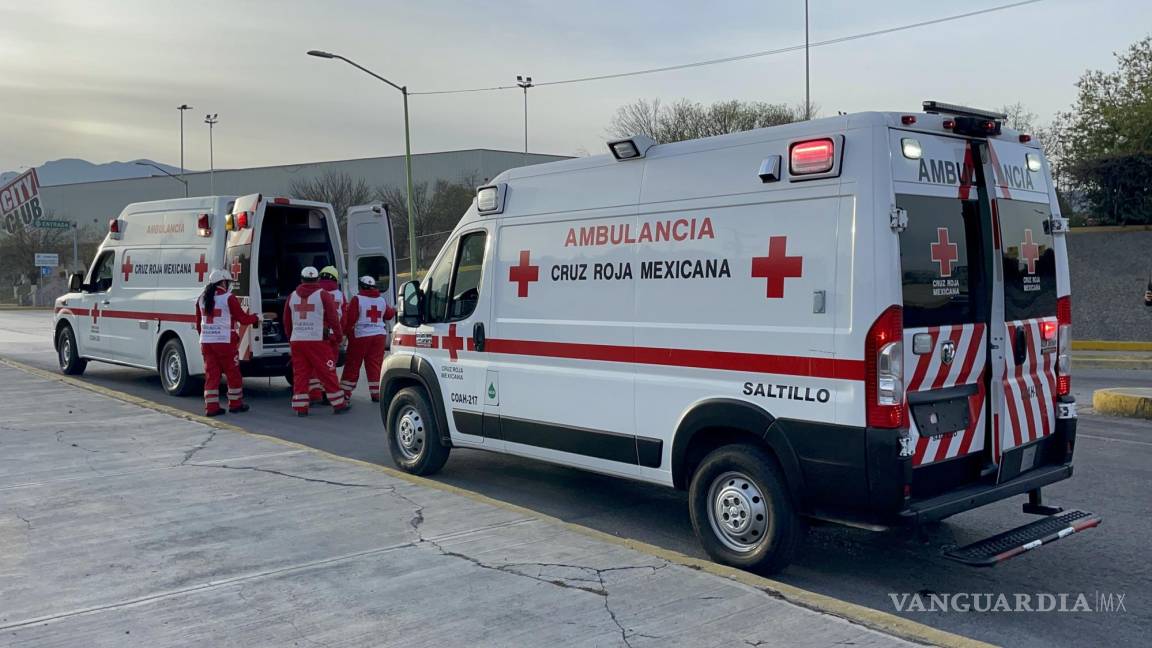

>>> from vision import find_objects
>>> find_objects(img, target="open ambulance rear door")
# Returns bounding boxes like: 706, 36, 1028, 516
346, 203, 397, 309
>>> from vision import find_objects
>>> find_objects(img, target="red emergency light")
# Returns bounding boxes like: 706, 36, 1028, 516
236, 211, 249, 229
901, 115, 917, 125
197, 213, 212, 237
108, 218, 122, 240
789, 139, 836, 175
1019, 134, 1032, 143
272, 197, 291, 205
1041, 320, 1057, 341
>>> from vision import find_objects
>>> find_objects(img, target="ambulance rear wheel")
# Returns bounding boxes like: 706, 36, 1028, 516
159, 338, 194, 397
689, 444, 801, 574
57, 325, 87, 376
386, 386, 450, 475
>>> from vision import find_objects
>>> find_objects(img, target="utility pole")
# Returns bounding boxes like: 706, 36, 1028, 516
516, 75, 533, 160
804, 0, 811, 120
205, 113, 219, 195
177, 104, 193, 183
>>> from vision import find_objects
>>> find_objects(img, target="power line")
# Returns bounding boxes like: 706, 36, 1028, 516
409, 0, 1043, 96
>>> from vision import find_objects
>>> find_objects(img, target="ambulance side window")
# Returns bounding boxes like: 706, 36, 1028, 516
997, 200, 1056, 320
447, 231, 487, 321
423, 240, 458, 323
86, 251, 115, 293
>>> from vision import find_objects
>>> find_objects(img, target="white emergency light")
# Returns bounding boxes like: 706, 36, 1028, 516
607, 135, 656, 160
476, 183, 507, 215
901, 138, 923, 160
1026, 153, 1042, 172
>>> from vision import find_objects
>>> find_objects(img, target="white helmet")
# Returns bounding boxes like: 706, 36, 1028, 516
300, 266, 319, 280
207, 269, 232, 285
358, 275, 376, 287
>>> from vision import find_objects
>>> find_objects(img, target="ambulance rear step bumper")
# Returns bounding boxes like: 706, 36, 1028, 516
944, 510, 1101, 566
899, 464, 1072, 524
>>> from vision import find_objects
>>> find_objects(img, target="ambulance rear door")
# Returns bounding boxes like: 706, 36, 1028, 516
982, 139, 1063, 483
345, 203, 397, 310
227, 194, 261, 361
890, 130, 995, 492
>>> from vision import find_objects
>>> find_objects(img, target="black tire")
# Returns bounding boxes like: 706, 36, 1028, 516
158, 338, 195, 397
56, 325, 87, 376
385, 386, 450, 475
283, 362, 294, 388
688, 443, 803, 574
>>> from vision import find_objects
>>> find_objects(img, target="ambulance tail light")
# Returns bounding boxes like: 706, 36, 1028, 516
1056, 296, 1072, 396
197, 213, 212, 237
108, 218, 122, 240
789, 139, 835, 175
866, 305, 905, 429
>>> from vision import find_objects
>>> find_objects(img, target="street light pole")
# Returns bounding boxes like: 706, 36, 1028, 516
136, 161, 188, 197
177, 104, 193, 181
205, 113, 219, 195
516, 75, 533, 159
307, 49, 418, 279
804, 0, 811, 120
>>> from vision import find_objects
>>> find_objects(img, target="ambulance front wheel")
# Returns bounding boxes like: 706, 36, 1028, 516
386, 386, 450, 476
159, 338, 194, 397
57, 324, 87, 376
688, 444, 802, 574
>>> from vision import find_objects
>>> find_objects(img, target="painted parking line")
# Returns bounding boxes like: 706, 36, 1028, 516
0, 356, 991, 648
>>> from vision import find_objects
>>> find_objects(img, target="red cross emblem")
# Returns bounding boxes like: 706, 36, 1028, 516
366, 304, 383, 323
293, 300, 316, 320
91, 302, 101, 323
204, 307, 223, 323
751, 236, 803, 299
1019, 229, 1040, 275
508, 250, 539, 298
930, 227, 959, 277
441, 323, 464, 361
194, 253, 209, 282
121, 255, 133, 282
230, 256, 243, 278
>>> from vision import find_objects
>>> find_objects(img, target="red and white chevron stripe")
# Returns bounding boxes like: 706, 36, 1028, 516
999, 318, 1057, 455
906, 323, 987, 467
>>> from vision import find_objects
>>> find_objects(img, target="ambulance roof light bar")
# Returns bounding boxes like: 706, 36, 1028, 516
922, 100, 1007, 121
608, 135, 656, 161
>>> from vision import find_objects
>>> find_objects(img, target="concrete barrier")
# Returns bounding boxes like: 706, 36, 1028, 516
1092, 388, 1152, 420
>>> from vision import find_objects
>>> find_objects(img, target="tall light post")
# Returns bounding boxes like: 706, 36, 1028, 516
136, 161, 188, 197
804, 0, 811, 120
177, 104, 193, 181
307, 49, 418, 279
204, 113, 219, 195
516, 75, 533, 159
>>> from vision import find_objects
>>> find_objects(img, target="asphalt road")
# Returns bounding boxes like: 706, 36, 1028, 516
2, 310, 1149, 647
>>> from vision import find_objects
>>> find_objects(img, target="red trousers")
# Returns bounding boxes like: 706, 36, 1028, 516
291, 341, 346, 413
341, 335, 386, 401
202, 343, 244, 414
308, 340, 341, 403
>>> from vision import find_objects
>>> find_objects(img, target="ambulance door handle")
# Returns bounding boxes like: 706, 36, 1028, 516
473, 322, 486, 352
1013, 327, 1027, 366
101, 299, 111, 305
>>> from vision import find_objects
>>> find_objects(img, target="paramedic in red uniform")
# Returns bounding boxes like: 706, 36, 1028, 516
340, 275, 396, 402
308, 265, 347, 403
283, 266, 349, 416
195, 269, 260, 417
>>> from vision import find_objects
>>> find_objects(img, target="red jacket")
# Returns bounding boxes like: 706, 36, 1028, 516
343, 287, 397, 339
283, 282, 343, 345
195, 286, 259, 343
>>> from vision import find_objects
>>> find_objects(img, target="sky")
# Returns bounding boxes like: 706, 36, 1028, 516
1, 0, 1149, 173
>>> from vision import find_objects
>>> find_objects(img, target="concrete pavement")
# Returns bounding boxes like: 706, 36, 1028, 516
0, 362, 945, 648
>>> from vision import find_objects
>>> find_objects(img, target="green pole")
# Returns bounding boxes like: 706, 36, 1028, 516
402, 87, 417, 279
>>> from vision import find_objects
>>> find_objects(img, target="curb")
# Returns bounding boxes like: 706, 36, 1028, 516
0, 356, 991, 648
1092, 388, 1152, 420
1073, 340, 1152, 352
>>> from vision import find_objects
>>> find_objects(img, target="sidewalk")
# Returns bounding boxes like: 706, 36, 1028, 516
0, 363, 954, 647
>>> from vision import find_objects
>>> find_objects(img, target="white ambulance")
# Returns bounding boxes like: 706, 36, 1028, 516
382, 102, 1097, 573
53, 194, 395, 394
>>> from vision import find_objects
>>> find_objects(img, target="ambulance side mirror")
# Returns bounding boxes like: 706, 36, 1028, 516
69, 273, 84, 293
398, 280, 423, 327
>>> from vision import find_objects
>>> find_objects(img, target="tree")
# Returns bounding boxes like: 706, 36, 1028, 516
999, 102, 1039, 133
377, 177, 477, 274
607, 99, 806, 144
288, 170, 374, 229
0, 212, 71, 290
1055, 36, 1152, 223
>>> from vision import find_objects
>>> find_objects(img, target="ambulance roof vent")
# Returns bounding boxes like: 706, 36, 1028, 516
922, 100, 1007, 121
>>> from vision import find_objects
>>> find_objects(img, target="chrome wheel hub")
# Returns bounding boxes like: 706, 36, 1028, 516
164, 350, 182, 387
396, 406, 425, 460
707, 471, 769, 553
